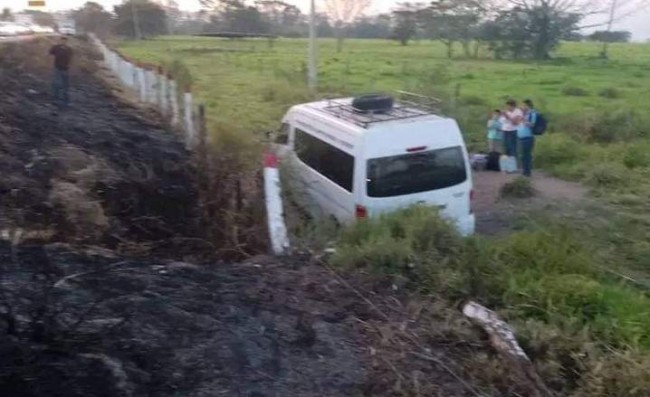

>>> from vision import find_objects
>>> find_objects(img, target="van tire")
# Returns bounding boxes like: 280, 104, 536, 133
352, 94, 394, 113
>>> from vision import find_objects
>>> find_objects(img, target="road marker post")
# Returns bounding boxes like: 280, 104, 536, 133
263, 153, 290, 255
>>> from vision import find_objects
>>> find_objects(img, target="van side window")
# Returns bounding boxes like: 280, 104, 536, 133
295, 128, 354, 192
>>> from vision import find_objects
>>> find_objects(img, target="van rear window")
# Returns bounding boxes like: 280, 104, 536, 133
367, 146, 467, 198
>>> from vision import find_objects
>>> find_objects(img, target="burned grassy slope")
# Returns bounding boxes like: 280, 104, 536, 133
0, 38, 369, 397
0, 38, 201, 256
0, 38, 505, 397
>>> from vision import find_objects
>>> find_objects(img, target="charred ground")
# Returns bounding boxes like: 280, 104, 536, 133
0, 38, 511, 397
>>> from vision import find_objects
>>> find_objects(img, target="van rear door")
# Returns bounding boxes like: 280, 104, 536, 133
364, 145, 472, 224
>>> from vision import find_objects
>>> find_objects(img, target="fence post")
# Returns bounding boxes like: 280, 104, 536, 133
184, 89, 195, 148
156, 67, 165, 113
263, 153, 290, 255
137, 66, 147, 102
170, 78, 180, 126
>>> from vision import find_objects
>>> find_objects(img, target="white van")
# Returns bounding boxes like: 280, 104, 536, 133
275, 94, 475, 236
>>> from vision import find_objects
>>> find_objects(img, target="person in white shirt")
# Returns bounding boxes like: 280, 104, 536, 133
501, 99, 523, 158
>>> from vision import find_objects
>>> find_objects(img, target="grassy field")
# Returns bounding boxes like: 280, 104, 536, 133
117, 35, 650, 273
117, 37, 650, 394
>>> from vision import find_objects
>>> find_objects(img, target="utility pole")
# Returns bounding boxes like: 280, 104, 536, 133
307, 0, 317, 93
131, 0, 142, 40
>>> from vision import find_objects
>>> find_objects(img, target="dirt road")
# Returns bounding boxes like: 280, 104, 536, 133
1, 38, 510, 396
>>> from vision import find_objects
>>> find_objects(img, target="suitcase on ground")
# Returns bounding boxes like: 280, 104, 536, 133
486, 151, 501, 171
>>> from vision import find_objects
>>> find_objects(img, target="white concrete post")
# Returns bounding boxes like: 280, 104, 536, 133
161, 74, 170, 116
183, 91, 195, 148
109, 52, 116, 73
119, 58, 127, 84
131, 63, 138, 91
128, 62, 136, 88
263, 153, 290, 255
156, 69, 165, 112
146, 69, 157, 103
137, 67, 147, 102
170, 79, 180, 126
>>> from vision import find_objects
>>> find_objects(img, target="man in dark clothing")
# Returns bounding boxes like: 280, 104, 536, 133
49, 36, 73, 107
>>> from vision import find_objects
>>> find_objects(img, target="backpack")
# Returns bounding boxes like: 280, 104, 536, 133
533, 113, 548, 136
486, 151, 501, 171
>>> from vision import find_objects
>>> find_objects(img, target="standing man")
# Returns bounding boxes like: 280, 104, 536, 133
518, 99, 537, 177
501, 99, 523, 159
49, 36, 73, 108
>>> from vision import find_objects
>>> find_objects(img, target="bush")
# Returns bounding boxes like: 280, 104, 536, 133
623, 145, 650, 169
332, 206, 464, 289
585, 163, 627, 188
598, 87, 622, 99
500, 177, 536, 198
535, 133, 585, 169
459, 95, 487, 106
163, 58, 193, 92
562, 85, 590, 96
572, 350, 650, 397
559, 109, 649, 143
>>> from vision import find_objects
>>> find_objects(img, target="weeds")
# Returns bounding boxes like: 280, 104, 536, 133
561, 85, 590, 96
598, 87, 622, 99
500, 177, 536, 198
332, 206, 650, 395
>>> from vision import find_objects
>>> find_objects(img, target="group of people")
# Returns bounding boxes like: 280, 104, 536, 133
486, 99, 538, 177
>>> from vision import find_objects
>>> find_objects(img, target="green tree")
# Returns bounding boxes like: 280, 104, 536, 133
324, 0, 372, 52
24, 10, 57, 28
420, 0, 486, 58
73, 2, 113, 36
481, 5, 581, 59
391, 3, 423, 46
256, 1, 303, 36
1, 7, 14, 22
588, 30, 631, 42
113, 0, 168, 39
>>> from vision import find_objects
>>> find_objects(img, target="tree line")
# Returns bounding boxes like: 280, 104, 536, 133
70, 0, 640, 60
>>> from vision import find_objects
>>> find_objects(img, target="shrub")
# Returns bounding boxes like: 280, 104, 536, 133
598, 87, 622, 99
535, 133, 585, 169
559, 109, 648, 143
163, 58, 193, 93
585, 163, 627, 188
332, 205, 464, 288
500, 177, 536, 198
562, 85, 590, 96
572, 350, 650, 397
623, 145, 650, 169
459, 95, 487, 106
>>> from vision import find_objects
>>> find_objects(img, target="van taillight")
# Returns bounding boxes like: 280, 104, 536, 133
355, 205, 368, 219
469, 189, 475, 214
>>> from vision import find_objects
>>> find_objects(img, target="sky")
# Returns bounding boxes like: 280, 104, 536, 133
2, 0, 649, 40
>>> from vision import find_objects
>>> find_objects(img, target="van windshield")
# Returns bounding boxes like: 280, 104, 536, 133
367, 146, 467, 198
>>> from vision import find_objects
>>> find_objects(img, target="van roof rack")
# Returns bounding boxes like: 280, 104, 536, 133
318, 91, 443, 128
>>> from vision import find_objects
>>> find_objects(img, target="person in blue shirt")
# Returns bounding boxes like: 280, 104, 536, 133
487, 109, 503, 152
518, 99, 537, 177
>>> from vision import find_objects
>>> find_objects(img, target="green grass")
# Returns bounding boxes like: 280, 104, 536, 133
332, 206, 650, 395
116, 36, 650, 394
116, 37, 650, 138
117, 35, 650, 274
